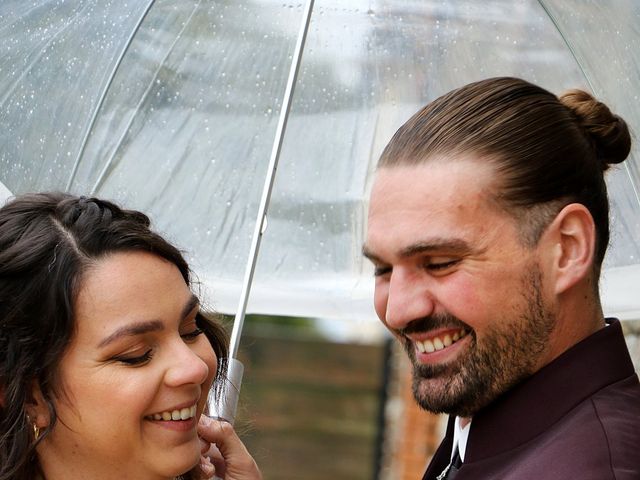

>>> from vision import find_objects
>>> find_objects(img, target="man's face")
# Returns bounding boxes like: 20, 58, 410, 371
364, 159, 556, 417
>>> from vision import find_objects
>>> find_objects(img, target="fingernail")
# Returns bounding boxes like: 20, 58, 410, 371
199, 415, 212, 427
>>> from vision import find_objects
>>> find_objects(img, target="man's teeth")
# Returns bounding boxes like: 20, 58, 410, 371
415, 329, 467, 354
149, 405, 197, 421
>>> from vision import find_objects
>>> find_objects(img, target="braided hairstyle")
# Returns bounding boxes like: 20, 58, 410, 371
0, 192, 227, 480
379, 76, 632, 276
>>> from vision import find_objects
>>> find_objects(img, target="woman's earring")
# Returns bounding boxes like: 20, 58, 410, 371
26, 415, 41, 441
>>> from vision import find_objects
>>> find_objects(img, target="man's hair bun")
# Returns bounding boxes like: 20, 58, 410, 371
559, 89, 631, 170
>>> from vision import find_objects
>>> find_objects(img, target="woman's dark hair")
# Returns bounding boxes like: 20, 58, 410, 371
379, 76, 632, 277
0, 192, 228, 480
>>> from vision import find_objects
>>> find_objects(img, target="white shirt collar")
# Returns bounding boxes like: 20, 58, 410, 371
452, 416, 472, 462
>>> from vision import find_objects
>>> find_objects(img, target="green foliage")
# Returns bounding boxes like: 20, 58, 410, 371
218, 313, 324, 339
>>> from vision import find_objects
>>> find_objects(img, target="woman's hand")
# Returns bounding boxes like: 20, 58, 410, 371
197, 416, 262, 480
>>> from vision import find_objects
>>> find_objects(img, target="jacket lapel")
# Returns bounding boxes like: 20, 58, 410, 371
422, 416, 454, 480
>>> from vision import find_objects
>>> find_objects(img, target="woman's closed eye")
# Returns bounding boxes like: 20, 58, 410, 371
113, 349, 154, 366
181, 327, 203, 341
180, 313, 205, 341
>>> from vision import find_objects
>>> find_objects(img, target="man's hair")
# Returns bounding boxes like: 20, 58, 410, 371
0, 192, 228, 480
379, 77, 632, 276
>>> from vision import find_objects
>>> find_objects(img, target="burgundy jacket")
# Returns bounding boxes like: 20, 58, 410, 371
422, 319, 640, 480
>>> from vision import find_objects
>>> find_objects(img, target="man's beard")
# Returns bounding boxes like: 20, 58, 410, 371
401, 265, 555, 417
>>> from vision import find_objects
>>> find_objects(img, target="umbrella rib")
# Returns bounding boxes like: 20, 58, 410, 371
89, 0, 204, 195
537, 0, 640, 210
0, 3, 88, 109
65, 0, 158, 192
228, 0, 315, 360
536, 0, 595, 89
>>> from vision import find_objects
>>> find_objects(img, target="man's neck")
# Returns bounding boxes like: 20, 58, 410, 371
458, 416, 472, 429
537, 284, 605, 372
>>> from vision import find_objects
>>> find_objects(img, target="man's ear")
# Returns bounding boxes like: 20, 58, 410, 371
26, 380, 51, 429
542, 203, 596, 295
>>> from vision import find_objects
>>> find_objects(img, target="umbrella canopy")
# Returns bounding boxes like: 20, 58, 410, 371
1, 0, 639, 325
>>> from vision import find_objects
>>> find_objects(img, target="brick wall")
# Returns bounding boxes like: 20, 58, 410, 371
622, 320, 640, 371
378, 343, 444, 480
235, 328, 387, 480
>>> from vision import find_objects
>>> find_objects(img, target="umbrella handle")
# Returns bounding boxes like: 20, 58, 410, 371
208, 357, 244, 425
207, 358, 244, 480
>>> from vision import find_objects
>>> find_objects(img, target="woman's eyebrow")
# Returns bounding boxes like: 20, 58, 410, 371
97, 320, 164, 348
181, 294, 200, 319
97, 295, 200, 348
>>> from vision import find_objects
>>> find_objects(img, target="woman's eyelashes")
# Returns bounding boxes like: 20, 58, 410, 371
114, 349, 154, 366
181, 313, 205, 341
110, 317, 204, 365
181, 327, 203, 341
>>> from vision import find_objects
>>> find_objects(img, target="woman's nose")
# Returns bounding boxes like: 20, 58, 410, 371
164, 341, 210, 387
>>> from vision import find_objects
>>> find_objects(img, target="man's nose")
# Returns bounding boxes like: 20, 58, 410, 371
385, 269, 435, 331
164, 341, 210, 387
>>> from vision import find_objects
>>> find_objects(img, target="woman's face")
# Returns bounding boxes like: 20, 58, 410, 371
38, 251, 217, 480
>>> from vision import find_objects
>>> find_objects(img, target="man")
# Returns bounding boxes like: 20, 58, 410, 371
363, 77, 640, 479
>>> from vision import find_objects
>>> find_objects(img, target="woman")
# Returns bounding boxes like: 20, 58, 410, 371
0, 192, 262, 480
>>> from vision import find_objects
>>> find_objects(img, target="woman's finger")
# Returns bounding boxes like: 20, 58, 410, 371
199, 456, 216, 479
197, 416, 262, 480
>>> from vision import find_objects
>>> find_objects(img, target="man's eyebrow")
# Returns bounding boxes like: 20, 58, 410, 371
97, 320, 164, 348
97, 295, 200, 348
362, 245, 381, 263
399, 239, 471, 258
362, 239, 472, 263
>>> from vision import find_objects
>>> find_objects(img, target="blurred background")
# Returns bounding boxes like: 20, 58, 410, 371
1, 1, 639, 478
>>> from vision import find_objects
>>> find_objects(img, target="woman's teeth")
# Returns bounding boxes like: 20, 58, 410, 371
416, 329, 468, 353
148, 405, 197, 421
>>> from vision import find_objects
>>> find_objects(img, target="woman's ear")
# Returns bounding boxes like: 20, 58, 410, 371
542, 203, 596, 295
26, 380, 51, 430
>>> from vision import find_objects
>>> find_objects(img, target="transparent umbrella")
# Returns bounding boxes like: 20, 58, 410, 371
1, 0, 639, 341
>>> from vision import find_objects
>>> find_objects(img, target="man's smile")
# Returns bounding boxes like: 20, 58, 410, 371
412, 328, 470, 354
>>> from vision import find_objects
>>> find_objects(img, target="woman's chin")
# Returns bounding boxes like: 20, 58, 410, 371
153, 442, 201, 479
